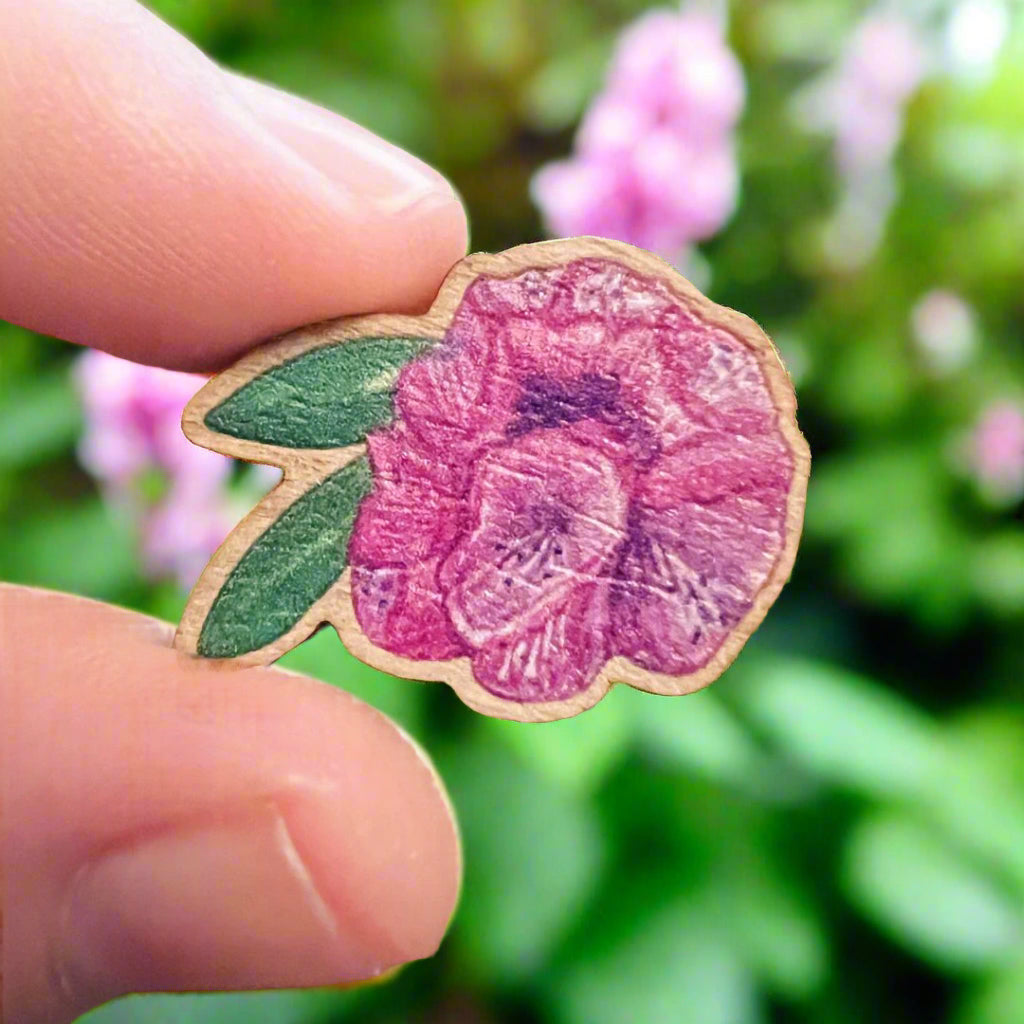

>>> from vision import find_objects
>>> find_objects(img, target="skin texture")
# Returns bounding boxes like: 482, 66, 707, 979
0, 0, 466, 371
0, 1, 469, 1021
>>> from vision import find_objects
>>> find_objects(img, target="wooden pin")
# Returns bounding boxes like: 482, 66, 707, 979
175, 237, 809, 722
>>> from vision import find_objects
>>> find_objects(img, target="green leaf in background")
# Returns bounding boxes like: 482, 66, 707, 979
807, 445, 971, 627
463, 0, 532, 75
733, 655, 944, 799
204, 338, 433, 449
484, 684, 634, 794
843, 812, 1024, 971
943, 710, 1024, 791
969, 532, 1024, 616
0, 372, 82, 470
520, 36, 612, 132
723, 860, 829, 1000
552, 896, 760, 1024
79, 990, 338, 1024
633, 686, 766, 790
958, 966, 1024, 1024
198, 458, 372, 658
443, 740, 605, 983
1, 499, 138, 600
921, 714, 1024, 900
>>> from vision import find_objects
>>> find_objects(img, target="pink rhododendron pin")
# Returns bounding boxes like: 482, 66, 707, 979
175, 239, 810, 721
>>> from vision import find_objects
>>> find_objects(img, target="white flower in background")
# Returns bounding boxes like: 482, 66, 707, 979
945, 0, 1009, 80
910, 290, 977, 374
832, 13, 927, 176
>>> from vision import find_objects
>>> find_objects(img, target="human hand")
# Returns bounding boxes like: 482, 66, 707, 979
0, 2, 467, 1021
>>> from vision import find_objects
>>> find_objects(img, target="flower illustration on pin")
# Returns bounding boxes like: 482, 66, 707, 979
175, 239, 809, 721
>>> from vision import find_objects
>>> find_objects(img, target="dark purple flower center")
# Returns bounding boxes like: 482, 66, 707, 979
506, 372, 660, 463
506, 372, 622, 435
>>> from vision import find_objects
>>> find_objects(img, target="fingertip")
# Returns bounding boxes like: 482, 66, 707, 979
0, 0, 469, 371
2, 586, 461, 1023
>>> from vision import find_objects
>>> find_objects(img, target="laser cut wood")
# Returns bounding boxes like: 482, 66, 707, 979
175, 237, 810, 722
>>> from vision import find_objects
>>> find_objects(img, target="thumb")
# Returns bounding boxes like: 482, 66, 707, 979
0, 586, 461, 1024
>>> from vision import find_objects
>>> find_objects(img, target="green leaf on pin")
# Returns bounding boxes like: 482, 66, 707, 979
197, 456, 373, 658
203, 336, 434, 448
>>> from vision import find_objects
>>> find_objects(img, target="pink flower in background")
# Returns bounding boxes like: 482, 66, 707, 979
796, 9, 927, 267
74, 350, 235, 587
829, 13, 926, 176
532, 7, 745, 261
75, 352, 229, 487
967, 402, 1024, 502
349, 259, 794, 703
141, 487, 235, 588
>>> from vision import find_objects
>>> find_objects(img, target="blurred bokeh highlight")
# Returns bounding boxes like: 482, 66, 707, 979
3, 1, 1024, 1022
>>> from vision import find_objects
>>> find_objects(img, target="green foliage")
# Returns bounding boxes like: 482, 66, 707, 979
0, 370, 82, 469
443, 739, 606, 983
483, 685, 634, 794
7, 2, 1024, 1023
959, 967, 1024, 1024
732, 654, 944, 799
79, 991, 336, 1024
1, 498, 138, 600
633, 684, 771, 789
843, 812, 1024, 970
723, 856, 828, 999
552, 895, 759, 1024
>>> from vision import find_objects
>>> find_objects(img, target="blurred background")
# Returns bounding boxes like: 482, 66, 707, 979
3, 0, 1024, 1021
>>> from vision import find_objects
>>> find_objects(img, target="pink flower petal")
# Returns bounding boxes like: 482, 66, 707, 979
666, 23, 746, 134
351, 559, 467, 661
367, 424, 466, 499
351, 427, 465, 566
352, 257, 798, 705
607, 9, 682, 100
968, 401, 1024, 500
141, 486, 234, 590
501, 317, 612, 382
641, 433, 792, 509
464, 266, 565, 319
471, 582, 611, 702
845, 14, 926, 103
530, 157, 635, 242
349, 425, 471, 658
396, 306, 515, 457
442, 430, 626, 649
576, 94, 657, 157
649, 139, 740, 240
77, 422, 151, 483
610, 495, 785, 675
658, 326, 779, 440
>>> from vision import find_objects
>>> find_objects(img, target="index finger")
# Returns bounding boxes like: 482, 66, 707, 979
0, 0, 468, 371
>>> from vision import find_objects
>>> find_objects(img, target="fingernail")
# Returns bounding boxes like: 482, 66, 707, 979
226, 72, 459, 213
58, 801, 404, 1005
